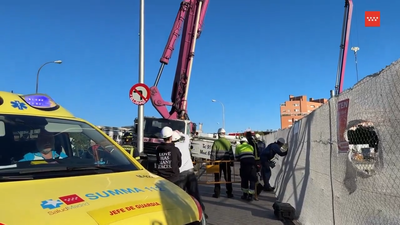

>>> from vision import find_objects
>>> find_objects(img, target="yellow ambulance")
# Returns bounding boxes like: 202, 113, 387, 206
0, 91, 206, 225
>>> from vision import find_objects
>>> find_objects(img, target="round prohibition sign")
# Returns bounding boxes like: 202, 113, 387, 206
129, 83, 151, 105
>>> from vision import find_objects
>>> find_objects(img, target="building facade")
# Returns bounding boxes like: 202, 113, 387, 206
280, 95, 328, 129
97, 126, 131, 144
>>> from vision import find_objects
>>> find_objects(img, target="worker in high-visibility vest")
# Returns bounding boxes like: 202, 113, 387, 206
245, 130, 261, 184
121, 132, 140, 160
245, 130, 260, 160
210, 128, 234, 198
235, 137, 257, 201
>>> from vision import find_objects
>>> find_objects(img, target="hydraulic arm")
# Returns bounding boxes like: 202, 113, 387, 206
334, 0, 353, 96
150, 0, 209, 120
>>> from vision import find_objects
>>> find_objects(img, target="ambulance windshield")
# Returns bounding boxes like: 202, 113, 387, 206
0, 114, 138, 175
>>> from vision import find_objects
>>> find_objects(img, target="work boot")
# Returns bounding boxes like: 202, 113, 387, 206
241, 193, 248, 200
263, 186, 275, 192
254, 194, 259, 201
247, 194, 253, 202
212, 193, 219, 198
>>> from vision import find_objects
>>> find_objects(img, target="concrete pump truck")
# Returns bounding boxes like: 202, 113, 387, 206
132, 0, 209, 171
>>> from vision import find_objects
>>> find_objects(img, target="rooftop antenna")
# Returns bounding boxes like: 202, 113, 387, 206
351, 46, 360, 82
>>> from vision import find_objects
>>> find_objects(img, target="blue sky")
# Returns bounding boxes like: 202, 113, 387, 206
0, 0, 398, 133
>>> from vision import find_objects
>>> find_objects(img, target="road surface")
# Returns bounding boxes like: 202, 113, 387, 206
197, 163, 300, 225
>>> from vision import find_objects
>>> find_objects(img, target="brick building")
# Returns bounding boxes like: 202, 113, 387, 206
280, 95, 328, 129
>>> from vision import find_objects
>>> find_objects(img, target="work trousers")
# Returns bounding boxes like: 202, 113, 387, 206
240, 158, 257, 194
261, 162, 272, 188
175, 169, 205, 211
214, 162, 233, 196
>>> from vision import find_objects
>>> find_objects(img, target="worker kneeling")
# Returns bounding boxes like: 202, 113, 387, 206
235, 137, 257, 201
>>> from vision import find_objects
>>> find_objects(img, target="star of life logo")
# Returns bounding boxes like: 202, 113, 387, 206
41, 194, 89, 215
41, 199, 64, 209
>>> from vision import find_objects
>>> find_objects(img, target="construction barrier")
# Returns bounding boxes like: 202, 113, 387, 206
194, 159, 264, 200
195, 160, 241, 185
264, 59, 400, 225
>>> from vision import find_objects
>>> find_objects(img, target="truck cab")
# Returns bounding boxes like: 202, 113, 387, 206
132, 117, 196, 171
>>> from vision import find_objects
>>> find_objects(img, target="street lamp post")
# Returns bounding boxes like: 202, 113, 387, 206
36, 60, 62, 93
212, 99, 225, 129
351, 46, 360, 82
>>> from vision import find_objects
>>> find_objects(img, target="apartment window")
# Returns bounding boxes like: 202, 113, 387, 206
294, 109, 299, 112
308, 110, 311, 112
282, 110, 286, 112
288, 125, 292, 127
293, 103, 299, 106
287, 109, 290, 112
288, 119, 292, 122
310, 105, 315, 108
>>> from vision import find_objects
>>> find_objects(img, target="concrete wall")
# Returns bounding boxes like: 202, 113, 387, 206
263, 58, 400, 225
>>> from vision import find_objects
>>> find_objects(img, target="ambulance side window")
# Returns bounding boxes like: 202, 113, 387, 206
12, 129, 42, 161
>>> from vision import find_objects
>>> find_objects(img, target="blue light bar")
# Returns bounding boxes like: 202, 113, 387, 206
22, 94, 58, 109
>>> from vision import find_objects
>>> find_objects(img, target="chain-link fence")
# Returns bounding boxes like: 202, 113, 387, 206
263, 58, 400, 225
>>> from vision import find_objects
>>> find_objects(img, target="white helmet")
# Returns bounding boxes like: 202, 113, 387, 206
277, 138, 285, 144
161, 126, 173, 138
217, 128, 226, 134
172, 130, 182, 142
255, 133, 261, 140
240, 137, 248, 142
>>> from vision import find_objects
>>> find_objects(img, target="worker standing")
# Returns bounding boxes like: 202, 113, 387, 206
120, 131, 140, 160
154, 126, 182, 183
245, 130, 261, 162
255, 134, 266, 152
210, 128, 234, 198
260, 138, 288, 191
172, 131, 206, 215
245, 130, 261, 185
235, 137, 257, 201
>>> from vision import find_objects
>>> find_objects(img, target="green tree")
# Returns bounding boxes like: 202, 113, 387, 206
69, 133, 90, 150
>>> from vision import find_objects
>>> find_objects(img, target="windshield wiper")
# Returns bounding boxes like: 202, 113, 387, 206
0, 175, 34, 181
66, 165, 127, 172
18, 166, 126, 174
0, 165, 126, 175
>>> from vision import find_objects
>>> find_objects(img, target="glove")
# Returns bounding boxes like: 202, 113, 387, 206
256, 164, 261, 172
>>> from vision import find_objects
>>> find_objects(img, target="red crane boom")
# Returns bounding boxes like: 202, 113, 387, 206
335, 0, 353, 95
150, 0, 209, 120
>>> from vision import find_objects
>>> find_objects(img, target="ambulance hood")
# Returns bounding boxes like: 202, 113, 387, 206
0, 170, 200, 225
